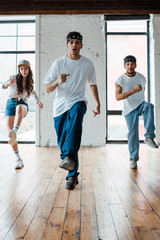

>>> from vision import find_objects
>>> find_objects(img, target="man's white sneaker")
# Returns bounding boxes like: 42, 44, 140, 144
8, 129, 17, 146
130, 159, 137, 169
15, 158, 24, 169
144, 137, 158, 148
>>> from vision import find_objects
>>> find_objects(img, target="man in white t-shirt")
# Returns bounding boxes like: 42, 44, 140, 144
43, 31, 100, 189
115, 55, 158, 169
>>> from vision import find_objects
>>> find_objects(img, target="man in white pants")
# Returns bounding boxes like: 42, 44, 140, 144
115, 55, 158, 169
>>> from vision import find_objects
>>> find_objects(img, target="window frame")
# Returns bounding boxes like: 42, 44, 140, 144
105, 15, 150, 142
0, 19, 35, 143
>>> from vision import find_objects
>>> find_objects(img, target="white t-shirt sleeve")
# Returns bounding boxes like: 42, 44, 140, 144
143, 75, 146, 88
43, 61, 59, 84
116, 76, 123, 88
88, 62, 97, 85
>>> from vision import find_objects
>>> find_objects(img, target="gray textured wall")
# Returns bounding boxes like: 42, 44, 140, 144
36, 15, 106, 146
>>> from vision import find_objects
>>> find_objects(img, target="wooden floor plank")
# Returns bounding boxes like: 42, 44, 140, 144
0, 144, 160, 240
4, 177, 52, 240
80, 148, 98, 240
2, 147, 59, 239
61, 154, 82, 240
42, 180, 70, 240
92, 158, 118, 240
92, 148, 136, 240
142, 210, 160, 240
23, 169, 64, 240
0, 148, 51, 219
101, 145, 156, 240
61, 189, 81, 240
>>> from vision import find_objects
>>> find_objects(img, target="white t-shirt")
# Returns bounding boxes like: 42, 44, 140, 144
43, 55, 97, 117
116, 72, 146, 116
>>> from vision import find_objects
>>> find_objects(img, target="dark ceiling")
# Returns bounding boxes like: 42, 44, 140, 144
0, 0, 160, 14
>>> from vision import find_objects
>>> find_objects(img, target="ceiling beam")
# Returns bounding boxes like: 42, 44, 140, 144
0, 0, 159, 14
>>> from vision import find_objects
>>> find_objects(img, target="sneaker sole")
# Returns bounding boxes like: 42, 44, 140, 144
59, 160, 75, 171
9, 131, 16, 139
8, 130, 17, 146
8, 138, 17, 146
130, 166, 137, 169
15, 163, 24, 169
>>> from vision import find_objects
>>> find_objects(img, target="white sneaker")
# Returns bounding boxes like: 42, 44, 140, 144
15, 158, 24, 169
130, 159, 137, 169
144, 137, 158, 148
8, 129, 17, 146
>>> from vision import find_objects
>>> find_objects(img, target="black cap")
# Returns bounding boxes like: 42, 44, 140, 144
66, 31, 83, 44
124, 55, 136, 64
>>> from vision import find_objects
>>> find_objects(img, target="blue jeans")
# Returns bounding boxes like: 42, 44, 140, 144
54, 101, 87, 179
5, 98, 29, 116
125, 101, 156, 161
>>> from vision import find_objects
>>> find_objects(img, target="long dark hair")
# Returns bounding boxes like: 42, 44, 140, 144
16, 67, 34, 96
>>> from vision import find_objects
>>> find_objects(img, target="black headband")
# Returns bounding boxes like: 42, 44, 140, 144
124, 56, 136, 64
67, 33, 83, 44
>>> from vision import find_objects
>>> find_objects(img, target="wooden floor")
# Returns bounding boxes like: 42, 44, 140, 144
1, 143, 160, 240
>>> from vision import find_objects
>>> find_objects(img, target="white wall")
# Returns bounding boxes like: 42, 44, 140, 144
150, 14, 160, 144
36, 14, 106, 146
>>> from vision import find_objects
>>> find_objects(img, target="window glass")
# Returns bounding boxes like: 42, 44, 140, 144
107, 20, 147, 33
18, 23, 35, 36
17, 37, 35, 51
0, 37, 16, 51
0, 54, 16, 81
108, 115, 145, 140
0, 54, 17, 112
0, 23, 16, 36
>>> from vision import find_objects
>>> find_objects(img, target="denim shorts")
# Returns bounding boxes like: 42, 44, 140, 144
5, 98, 29, 116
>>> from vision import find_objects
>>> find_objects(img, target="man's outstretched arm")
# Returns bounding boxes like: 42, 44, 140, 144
89, 84, 100, 117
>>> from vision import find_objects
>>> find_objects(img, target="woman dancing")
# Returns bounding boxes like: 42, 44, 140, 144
2, 60, 43, 169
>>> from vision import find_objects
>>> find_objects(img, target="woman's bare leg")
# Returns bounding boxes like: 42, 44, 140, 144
6, 116, 17, 148
6, 116, 22, 168
6, 105, 27, 169
14, 104, 28, 128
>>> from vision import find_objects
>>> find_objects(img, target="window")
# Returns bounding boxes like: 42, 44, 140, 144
0, 16, 35, 142
105, 15, 150, 141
